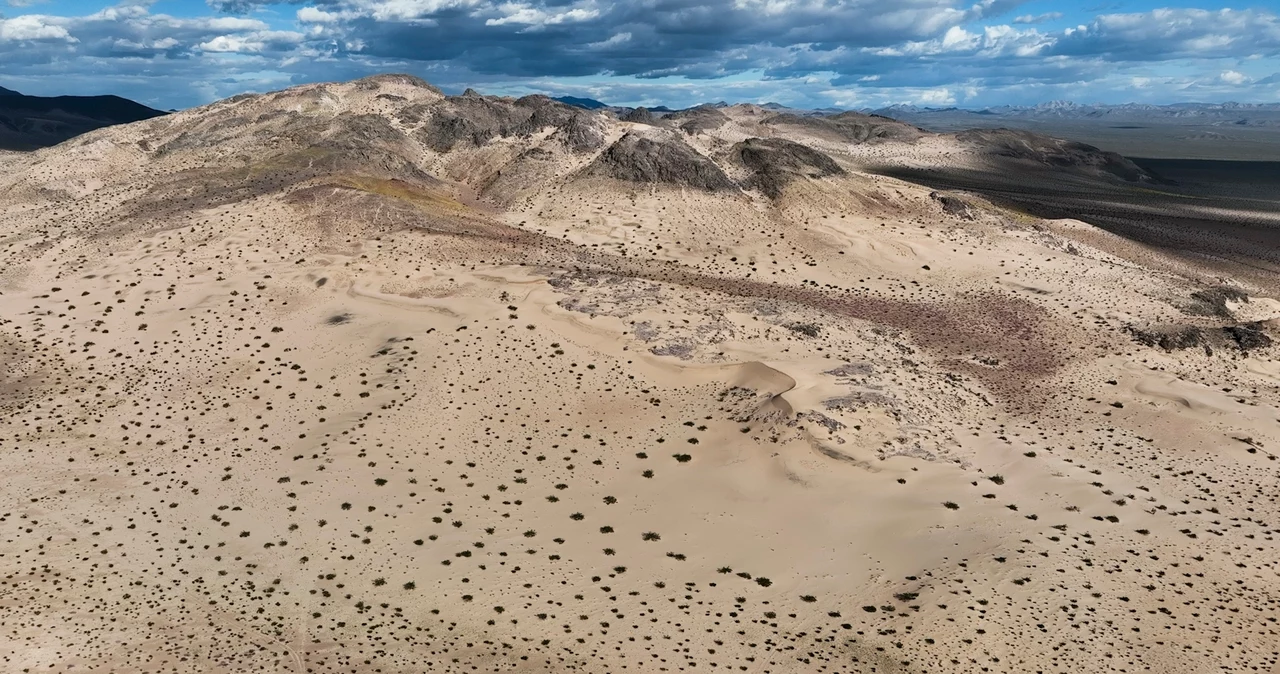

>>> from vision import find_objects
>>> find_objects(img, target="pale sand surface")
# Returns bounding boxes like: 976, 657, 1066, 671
1, 76, 1278, 674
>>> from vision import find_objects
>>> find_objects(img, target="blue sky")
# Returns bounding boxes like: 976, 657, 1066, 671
2, 0, 1279, 110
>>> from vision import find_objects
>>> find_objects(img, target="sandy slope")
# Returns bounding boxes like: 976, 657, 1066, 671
1, 75, 1278, 674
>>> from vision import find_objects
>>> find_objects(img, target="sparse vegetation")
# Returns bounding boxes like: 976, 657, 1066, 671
2, 77, 1267, 674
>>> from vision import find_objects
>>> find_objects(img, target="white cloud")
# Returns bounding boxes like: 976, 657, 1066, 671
357, 0, 477, 22
1219, 70, 1248, 85
0, 14, 74, 41
865, 23, 1048, 58
298, 7, 341, 23
85, 4, 148, 22
1013, 12, 1061, 25
1058, 8, 1280, 59
198, 30, 303, 53
484, 2, 599, 28
941, 26, 978, 51
205, 17, 268, 31
917, 87, 955, 105
197, 34, 259, 52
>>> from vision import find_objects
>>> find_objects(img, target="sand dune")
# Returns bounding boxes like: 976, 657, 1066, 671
1, 75, 1278, 674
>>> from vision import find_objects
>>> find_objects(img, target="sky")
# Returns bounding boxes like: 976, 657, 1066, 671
1, 0, 1279, 110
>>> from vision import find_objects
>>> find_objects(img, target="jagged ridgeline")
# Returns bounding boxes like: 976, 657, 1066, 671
56, 72, 1160, 225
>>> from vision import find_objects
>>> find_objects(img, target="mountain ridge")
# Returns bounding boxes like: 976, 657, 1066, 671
0, 88, 166, 151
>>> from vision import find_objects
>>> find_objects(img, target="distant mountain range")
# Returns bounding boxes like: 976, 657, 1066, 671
7, 81, 1279, 153
550, 94, 1280, 123
0, 85, 167, 151
551, 95, 610, 110
870, 101, 1280, 125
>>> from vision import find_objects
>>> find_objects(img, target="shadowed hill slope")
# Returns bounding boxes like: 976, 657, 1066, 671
731, 137, 845, 198
954, 128, 1153, 182
0, 90, 166, 150
581, 130, 736, 190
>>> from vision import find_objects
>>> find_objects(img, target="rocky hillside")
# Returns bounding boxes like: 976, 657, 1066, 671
954, 128, 1154, 182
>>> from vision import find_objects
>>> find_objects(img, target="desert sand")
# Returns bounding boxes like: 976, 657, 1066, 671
1, 75, 1277, 674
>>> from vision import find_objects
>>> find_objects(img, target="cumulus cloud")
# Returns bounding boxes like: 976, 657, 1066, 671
917, 87, 957, 105
0, 14, 74, 41
1219, 69, 1248, 85
198, 30, 303, 52
1055, 8, 1280, 60
2, 0, 1280, 111
297, 7, 342, 23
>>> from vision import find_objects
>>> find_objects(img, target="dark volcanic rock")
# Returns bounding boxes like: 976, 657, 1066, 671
518, 96, 606, 151
418, 94, 526, 152
955, 128, 1152, 182
1128, 325, 1208, 352
1223, 323, 1273, 350
1127, 322, 1272, 353
622, 107, 657, 125
309, 114, 434, 180
582, 132, 736, 191
418, 93, 603, 152
930, 191, 973, 219
731, 137, 844, 198
665, 105, 730, 135
1187, 286, 1249, 317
